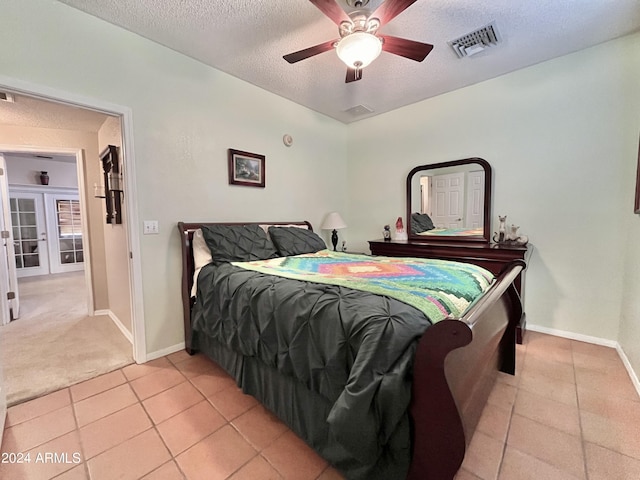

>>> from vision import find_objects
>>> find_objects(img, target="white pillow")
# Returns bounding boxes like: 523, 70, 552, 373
258, 223, 309, 235
191, 229, 213, 298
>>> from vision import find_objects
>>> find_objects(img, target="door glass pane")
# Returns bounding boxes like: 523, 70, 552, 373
11, 196, 41, 270
17, 198, 35, 212
55, 199, 83, 265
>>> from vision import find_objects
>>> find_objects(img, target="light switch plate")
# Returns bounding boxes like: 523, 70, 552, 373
143, 220, 159, 235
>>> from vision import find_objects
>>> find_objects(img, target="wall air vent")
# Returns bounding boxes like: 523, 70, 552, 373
344, 104, 374, 116
448, 22, 501, 59
0, 92, 15, 103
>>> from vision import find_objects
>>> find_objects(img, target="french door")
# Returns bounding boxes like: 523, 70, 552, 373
10, 188, 83, 278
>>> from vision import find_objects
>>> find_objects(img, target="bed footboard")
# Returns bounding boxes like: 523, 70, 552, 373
408, 260, 524, 480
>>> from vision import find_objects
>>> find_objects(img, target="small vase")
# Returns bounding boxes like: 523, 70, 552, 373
40, 171, 49, 185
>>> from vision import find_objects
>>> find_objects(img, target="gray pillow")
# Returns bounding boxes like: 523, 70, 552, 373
201, 224, 278, 263
411, 213, 435, 234
268, 226, 326, 256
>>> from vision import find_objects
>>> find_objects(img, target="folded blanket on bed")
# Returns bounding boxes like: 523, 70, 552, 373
232, 250, 494, 322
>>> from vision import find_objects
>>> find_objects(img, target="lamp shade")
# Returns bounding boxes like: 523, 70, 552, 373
336, 32, 382, 69
321, 212, 347, 230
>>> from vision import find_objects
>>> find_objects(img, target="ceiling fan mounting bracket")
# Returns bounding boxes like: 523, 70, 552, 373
346, 0, 370, 7
339, 11, 380, 38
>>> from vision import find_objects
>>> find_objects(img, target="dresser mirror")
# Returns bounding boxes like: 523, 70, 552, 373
406, 157, 492, 243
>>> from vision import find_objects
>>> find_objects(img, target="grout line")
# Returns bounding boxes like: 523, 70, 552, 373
571, 340, 590, 480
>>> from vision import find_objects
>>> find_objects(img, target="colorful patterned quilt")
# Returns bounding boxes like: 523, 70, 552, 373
418, 227, 484, 236
233, 250, 494, 322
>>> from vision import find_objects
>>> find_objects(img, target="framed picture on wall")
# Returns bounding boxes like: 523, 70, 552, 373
228, 149, 265, 188
635, 135, 640, 214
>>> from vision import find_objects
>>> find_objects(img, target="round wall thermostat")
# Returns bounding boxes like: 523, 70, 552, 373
283, 134, 293, 147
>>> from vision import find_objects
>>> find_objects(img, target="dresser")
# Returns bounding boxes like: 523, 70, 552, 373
369, 239, 532, 343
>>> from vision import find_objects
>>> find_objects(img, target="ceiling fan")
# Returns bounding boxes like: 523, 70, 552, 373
283, 0, 433, 83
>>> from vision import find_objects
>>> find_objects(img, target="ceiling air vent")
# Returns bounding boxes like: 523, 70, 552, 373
448, 22, 501, 58
0, 92, 15, 103
344, 104, 374, 116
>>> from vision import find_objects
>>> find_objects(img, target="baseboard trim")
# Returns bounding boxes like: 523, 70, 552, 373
146, 342, 186, 362
616, 344, 640, 400
95, 309, 133, 345
528, 323, 640, 398
527, 323, 618, 348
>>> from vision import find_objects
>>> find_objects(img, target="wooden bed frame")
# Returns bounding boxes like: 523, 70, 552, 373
178, 220, 524, 480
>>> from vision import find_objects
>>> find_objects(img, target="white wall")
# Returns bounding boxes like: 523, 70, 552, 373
98, 117, 132, 334
0, 0, 348, 355
4, 155, 78, 188
348, 33, 640, 347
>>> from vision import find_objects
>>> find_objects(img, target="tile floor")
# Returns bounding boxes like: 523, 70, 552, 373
1, 331, 639, 480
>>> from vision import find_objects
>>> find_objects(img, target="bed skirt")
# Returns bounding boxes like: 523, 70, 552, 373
193, 330, 411, 480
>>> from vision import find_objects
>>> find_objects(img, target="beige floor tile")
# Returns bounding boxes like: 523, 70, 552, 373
584, 442, 640, 480
156, 400, 227, 456
142, 381, 204, 424
73, 384, 138, 427
167, 349, 192, 365
232, 404, 289, 451
460, 430, 504, 480
69, 370, 127, 402
262, 430, 328, 480
487, 381, 517, 411
207, 385, 258, 421
175, 425, 257, 480
122, 357, 174, 381
6, 389, 71, 427
499, 447, 583, 480
54, 464, 90, 480
189, 368, 236, 397
514, 389, 580, 436
454, 468, 483, 480
141, 460, 186, 480
130, 367, 186, 400
87, 429, 171, 480
581, 410, 640, 460
173, 354, 218, 379
518, 370, 578, 407
507, 414, 585, 478
577, 385, 640, 423
79, 403, 152, 459
570, 340, 620, 361
574, 367, 639, 402
475, 403, 512, 442
1, 405, 76, 453
0, 430, 83, 480
521, 355, 575, 384
228, 455, 283, 479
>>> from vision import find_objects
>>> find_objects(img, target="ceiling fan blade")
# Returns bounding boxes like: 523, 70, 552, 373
309, 0, 351, 26
283, 39, 337, 64
370, 0, 419, 28
380, 35, 434, 62
345, 68, 363, 83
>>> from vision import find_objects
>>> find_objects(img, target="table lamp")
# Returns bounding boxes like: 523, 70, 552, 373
321, 212, 347, 251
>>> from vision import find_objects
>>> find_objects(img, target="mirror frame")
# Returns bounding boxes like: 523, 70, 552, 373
406, 157, 492, 243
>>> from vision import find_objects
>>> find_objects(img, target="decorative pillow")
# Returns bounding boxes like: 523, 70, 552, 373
201, 224, 278, 264
268, 226, 326, 256
411, 212, 435, 234
191, 229, 213, 297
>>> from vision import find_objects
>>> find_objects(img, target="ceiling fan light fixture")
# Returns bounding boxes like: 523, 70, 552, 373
336, 32, 382, 69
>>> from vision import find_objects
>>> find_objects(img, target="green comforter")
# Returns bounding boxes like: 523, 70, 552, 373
192, 253, 494, 479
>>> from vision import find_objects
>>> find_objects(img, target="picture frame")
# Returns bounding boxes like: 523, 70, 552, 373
635, 135, 640, 214
228, 149, 265, 188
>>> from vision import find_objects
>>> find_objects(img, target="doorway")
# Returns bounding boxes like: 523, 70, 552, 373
0, 86, 143, 405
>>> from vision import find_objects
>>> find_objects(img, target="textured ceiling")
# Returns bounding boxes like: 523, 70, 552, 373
47, 1, 640, 122
0, 93, 111, 132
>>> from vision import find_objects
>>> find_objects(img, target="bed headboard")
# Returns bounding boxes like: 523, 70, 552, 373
177, 221, 313, 353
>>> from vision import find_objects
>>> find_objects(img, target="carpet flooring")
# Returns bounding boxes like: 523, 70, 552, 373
0, 271, 133, 406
